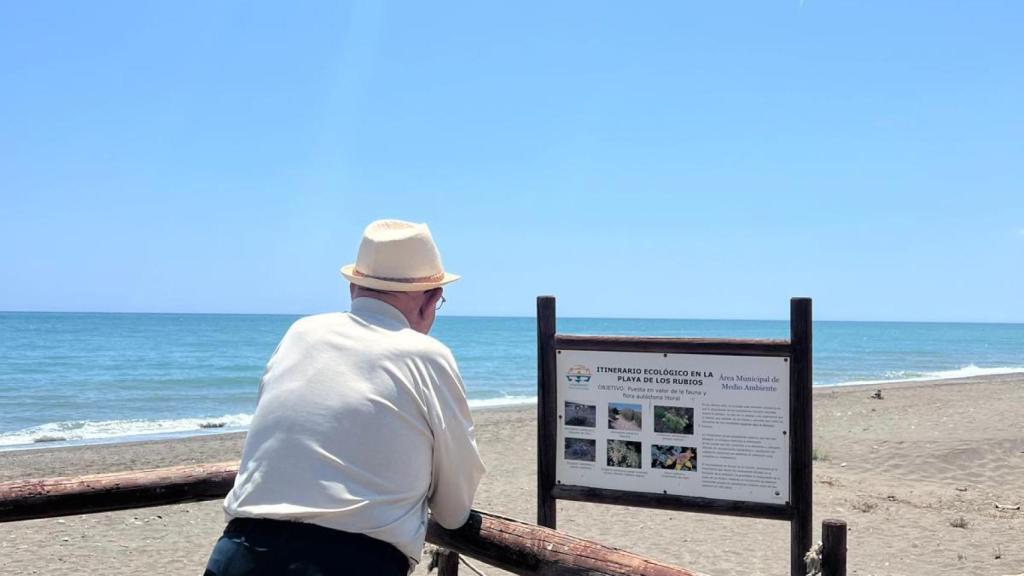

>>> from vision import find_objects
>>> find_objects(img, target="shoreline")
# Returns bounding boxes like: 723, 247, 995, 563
0, 403, 537, 458
4, 371, 1022, 453
813, 369, 1024, 393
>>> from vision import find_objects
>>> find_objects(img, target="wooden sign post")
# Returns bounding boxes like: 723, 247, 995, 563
537, 296, 813, 576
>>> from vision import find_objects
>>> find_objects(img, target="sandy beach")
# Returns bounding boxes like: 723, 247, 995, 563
2, 374, 1022, 576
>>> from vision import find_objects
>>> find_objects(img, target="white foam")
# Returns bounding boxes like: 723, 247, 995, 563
832, 364, 1024, 387
0, 413, 253, 448
0, 396, 541, 450
468, 395, 537, 409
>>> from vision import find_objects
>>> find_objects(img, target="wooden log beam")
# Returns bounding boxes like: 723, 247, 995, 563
0, 461, 238, 522
0, 464, 706, 576
428, 510, 707, 576
554, 334, 792, 357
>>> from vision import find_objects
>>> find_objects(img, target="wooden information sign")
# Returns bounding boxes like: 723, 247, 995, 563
537, 296, 813, 576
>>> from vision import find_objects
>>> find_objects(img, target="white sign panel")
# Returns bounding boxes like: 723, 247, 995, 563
556, 350, 790, 505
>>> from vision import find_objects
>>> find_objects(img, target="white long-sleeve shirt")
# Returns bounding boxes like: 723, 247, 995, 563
223, 297, 486, 563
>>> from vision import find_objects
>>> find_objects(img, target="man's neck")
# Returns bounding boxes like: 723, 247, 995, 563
352, 289, 425, 332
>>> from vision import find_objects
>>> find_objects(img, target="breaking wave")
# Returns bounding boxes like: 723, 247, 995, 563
835, 364, 1024, 387
0, 413, 253, 449
0, 396, 540, 450
467, 395, 537, 409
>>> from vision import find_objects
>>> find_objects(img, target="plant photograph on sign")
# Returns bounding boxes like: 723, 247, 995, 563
606, 439, 642, 469
564, 437, 596, 462
653, 405, 694, 435
651, 445, 698, 471
565, 401, 596, 427
608, 402, 642, 431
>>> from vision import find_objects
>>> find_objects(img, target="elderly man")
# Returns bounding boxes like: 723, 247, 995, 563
203, 220, 486, 575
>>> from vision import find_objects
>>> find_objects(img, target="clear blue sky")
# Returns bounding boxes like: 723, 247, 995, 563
2, 1, 1022, 322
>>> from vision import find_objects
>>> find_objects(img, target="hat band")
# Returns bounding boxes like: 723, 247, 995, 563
352, 268, 447, 283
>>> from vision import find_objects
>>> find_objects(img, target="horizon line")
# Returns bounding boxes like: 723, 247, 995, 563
1, 309, 1022, 326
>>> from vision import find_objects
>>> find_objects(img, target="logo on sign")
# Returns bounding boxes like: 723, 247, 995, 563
566, 365, 592, 384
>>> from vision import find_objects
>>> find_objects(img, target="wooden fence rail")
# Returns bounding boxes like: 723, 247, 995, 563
0, 462, 237, 522
0, 463, 706, 576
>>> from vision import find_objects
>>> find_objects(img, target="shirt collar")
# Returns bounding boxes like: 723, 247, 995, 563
350, 297, 411, 329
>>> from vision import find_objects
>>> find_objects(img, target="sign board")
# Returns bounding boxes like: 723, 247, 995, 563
536, 296, 813, 576
555, 350, 790, 504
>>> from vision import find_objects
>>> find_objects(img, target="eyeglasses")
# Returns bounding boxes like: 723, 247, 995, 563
435, 295, 447, 311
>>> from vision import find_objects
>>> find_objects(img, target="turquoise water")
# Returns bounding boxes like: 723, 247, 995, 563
2, 312, 1023, 448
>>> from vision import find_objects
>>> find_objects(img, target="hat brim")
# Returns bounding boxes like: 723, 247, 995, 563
340, 264, 460, 292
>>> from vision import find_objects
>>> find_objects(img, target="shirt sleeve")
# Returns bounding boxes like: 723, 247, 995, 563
425, 351, 487, 529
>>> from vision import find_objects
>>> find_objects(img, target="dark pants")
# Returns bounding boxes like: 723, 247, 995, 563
203, 518, 409, 576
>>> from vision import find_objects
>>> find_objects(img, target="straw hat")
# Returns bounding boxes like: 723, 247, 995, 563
340, 220, 460, 292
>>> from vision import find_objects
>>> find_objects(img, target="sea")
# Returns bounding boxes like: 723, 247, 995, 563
2, 312, 1023, 450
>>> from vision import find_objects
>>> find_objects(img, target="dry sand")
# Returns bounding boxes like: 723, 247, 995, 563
2, 374, 1023, 576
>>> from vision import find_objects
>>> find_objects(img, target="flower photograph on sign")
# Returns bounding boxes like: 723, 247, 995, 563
653, 406, 694, 435
564, 438, 596, 462
651, 445, 697, 471
565, 401, 596, 427
606, 440, 642, 468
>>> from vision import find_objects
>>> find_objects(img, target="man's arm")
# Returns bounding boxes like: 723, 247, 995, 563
426, 353, 486, 529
